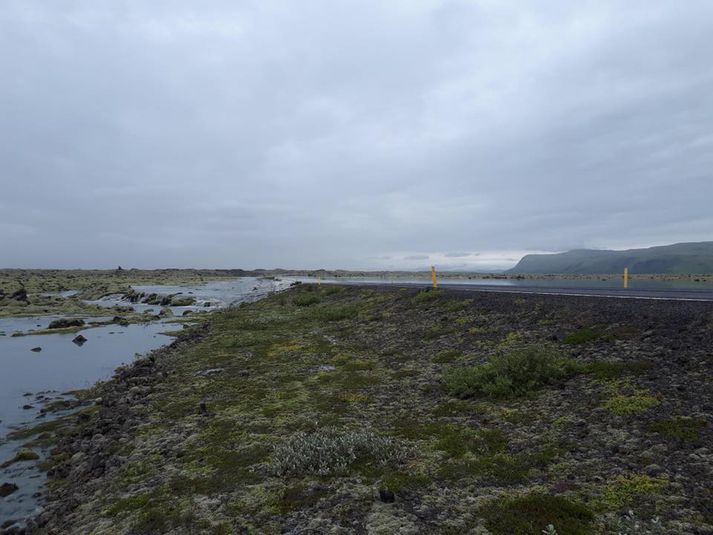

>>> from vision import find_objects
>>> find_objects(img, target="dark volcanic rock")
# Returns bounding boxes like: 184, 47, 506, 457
379, 489, 395, 503
30, 347, 42, 352
0, 482, 19, 497
10, 288, 28, 301
48, 318, 85, 329
72, 335, 88, 346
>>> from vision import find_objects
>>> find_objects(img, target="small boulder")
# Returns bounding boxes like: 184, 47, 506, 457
72, 335, 88, 346
171, 295, 195, 306
30, 347, 42, 352
48, 318, 85, 329
378, 489, 395, 503
10, 288, 28, 301
0, 482, 18, 497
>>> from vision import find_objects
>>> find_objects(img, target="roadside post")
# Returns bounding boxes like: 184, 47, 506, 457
623, 267, 629, 289
431, 266, 437, 289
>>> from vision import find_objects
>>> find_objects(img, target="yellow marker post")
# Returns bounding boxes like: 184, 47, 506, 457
431, 266, 437, 289
623, 267, 629, 289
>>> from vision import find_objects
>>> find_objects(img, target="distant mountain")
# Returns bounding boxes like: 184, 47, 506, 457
508, 242, 713, 274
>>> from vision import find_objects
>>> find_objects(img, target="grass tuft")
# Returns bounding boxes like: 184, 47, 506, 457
268, 427, 406, 477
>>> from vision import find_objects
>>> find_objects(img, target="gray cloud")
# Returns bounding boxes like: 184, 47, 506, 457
2, 1, 712, 269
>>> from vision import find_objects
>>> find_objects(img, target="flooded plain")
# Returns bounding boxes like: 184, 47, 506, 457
0, 276, 291, 526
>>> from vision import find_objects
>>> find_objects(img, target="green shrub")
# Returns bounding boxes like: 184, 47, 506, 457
444, 345, 579, 399
480, 493, 594, 535
269, 428, 405, 476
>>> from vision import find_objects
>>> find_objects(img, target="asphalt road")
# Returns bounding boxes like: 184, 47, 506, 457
324, 280, 713, 302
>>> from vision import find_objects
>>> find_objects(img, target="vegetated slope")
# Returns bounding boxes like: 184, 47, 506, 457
508, 241, 713, 274
26, 286, 713, 534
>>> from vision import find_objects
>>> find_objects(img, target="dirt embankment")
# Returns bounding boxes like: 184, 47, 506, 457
13, 286, 713, 535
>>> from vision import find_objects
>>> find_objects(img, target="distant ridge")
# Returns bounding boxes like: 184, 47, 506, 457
508, 241, 713, 274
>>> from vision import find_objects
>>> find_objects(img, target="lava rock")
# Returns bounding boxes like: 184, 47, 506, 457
30, 347, 42, 352
378, 489, 395, 503
72, 335, 88, 346
48, 318, 85, 329
0, 482, 19, 497
10, 288, 28, 301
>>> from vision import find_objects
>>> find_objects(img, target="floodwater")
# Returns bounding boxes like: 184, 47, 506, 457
0, 276, 291, 527
89, 276, 291, 314
0, 321, 172, 524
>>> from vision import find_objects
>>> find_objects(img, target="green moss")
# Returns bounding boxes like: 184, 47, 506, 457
1, 448, 40, 468
444, 345, 579, 399
106, 492, 155, 516
432, 399, 475, 417
440, 446, 559, 483
424, 323, 457, 339
649, 417, 707, 442
7, 418, 67, 440
381, 471, 431, 492
599, 473, 668, 509
564, 327, 607, 345
579, 360, 652, 379
441, 298, 473, 312
604, 388, 660, 415
307, 304, 359, 321
293, 294, 321, 307
276, 482, 328, 514
414, 288, 442, 303
434, 425, 507, 458
480, 493, 594, 535
433, 349, 463, 364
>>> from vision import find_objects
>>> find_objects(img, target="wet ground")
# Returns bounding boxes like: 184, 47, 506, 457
0, 276, 292, 529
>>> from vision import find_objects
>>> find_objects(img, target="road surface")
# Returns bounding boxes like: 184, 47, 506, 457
316, 280, 713, 302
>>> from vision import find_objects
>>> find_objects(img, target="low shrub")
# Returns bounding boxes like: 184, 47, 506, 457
480, 493, 594, 535
444, 345, 579, 399
649, 416, 707, 442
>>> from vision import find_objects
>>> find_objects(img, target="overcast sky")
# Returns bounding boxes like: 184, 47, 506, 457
2, 1, 712, 270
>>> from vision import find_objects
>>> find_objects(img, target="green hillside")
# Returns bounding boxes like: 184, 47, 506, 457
508, 242, 713, 274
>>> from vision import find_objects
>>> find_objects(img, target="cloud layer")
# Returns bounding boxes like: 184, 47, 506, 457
2, 1, 712, 269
